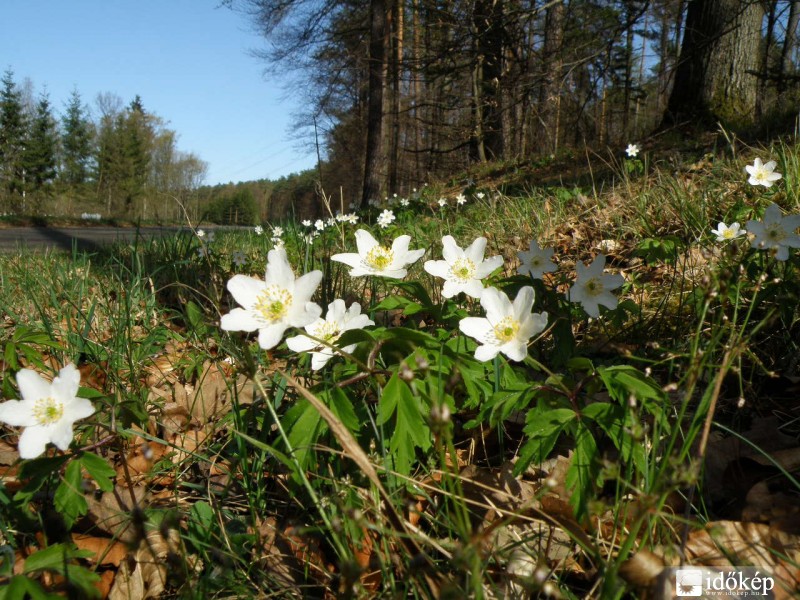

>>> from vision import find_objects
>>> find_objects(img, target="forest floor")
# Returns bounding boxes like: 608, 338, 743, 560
1, 133, 800, 599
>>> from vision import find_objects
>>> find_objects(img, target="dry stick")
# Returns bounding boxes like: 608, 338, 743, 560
277, 369, 442, 594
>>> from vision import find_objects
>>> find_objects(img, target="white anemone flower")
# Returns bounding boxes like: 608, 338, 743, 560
400, 198, 410, 207
424, 235, 503, 299
745, 158, 782, 188
459, 286, 548, 362
232, 251, 247, 267
712, 222, 746, 242
314, 219, 325, 231
0, 364, 94, 459
456, 194, 467, 206
437, 197, 447, 207
221, 247, 323, 349
254, 225, 264, 235
570, 254, 624, 318
286, 300, 374, 370
332, 229, 425, 279
625, 143, 640, 158
745, 203, 800, 260
517, 240, 557, 279
376, 209, 396, 228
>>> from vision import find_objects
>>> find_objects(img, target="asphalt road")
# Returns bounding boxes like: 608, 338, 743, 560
0, 226, 189, 252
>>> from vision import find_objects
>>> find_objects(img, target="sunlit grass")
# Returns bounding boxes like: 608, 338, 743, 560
1, 144, 799, 598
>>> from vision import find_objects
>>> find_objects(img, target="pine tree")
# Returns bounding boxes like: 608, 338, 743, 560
0, 70, 28, 209
61, 90, 93, 187
23, 93, 59, 205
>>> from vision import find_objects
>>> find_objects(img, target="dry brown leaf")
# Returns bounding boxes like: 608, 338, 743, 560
618, 550, 667, 588
107, 528, 183, 600
685, 521, 800, 598
71, 534, 128, 567
96, 569, 115, 600
167, 429, 211, 465
0, 438, 20, 465
85, 486, 149, 543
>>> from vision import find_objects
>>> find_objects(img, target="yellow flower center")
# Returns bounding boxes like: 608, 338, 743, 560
584, 278, 604, 297
254, 285, 293, 323
766, 226, 785, 242
310, 321, 342, 346
450, 258, 476, 282
493, 317, 520, 343
722, 228, 735, 239
32, 397, 64, 426
365, 246, 394, 271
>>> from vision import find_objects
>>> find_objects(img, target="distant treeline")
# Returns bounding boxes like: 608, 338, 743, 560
0, 69, 207, 221
189, 168, 324, 226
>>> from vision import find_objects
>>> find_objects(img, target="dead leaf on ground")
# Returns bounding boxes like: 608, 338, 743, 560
71, 533, 128, 567
683, 521, 800, 599
85, 485, 149, 543
108, 528, 185, 600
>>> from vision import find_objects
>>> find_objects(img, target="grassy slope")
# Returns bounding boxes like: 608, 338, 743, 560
1, 136, 799, 598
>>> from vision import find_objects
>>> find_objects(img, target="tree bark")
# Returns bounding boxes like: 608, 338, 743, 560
778, 1, 800, 93
664, 0, 764, 127
362, 0, 388, 206
471, 0, 505, 161
537, 0, 565, 153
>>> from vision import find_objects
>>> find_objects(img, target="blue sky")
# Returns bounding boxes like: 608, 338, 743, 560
0, 1, 318, 185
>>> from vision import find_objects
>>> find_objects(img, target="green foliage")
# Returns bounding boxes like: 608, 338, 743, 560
204, 188, 258, 225
0, 69, 28, 207
60, 90, 94, 187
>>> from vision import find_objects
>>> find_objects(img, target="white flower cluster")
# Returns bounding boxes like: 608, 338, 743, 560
220, 247, 374, 370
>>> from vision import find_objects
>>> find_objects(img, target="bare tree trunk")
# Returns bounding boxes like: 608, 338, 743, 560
664, 0, 764, 127
387, 0, 403, 192
362, 0, 388, 206
779, 0, 800, 93
411, 0, 422, 182
537, 0, 564, 153
471, 0, 504, 161
757, 0, 778, 116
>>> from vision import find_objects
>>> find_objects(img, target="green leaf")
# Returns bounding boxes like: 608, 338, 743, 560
54, 460, 88, 528
284, 398, 324, 471
391, 280, 435, 309
336, 327, 375, 347
79, 452, 115, 492
566, 423, 600, 521
597, 365, 665, 404
186, 300, 203, 330
14, 455, 70, 503
327, 387, 360, 432
188, 500, 215, 546
3, 342, 17, 371
24, 544, 94, 574
377, 373, 431, 476
582, 403, 646, 475
0, 575, 63, 600
514, 408, 576, 475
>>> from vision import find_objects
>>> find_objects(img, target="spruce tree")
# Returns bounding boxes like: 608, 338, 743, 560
0, 70, 28, 209
61, 90, 93, 187
23, 93, 59, 202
